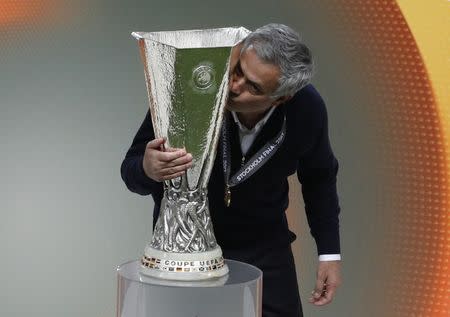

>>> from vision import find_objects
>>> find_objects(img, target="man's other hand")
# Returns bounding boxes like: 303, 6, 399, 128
143, 138, 193, 182
308, 260, 342, 306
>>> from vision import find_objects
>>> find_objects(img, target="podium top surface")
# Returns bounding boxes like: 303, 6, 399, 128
117, 259, 262, 288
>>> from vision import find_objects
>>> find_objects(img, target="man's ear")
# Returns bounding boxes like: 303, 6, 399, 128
272, 95, 292, 107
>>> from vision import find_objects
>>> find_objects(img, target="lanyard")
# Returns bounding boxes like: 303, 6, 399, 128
221, 112, 287, 207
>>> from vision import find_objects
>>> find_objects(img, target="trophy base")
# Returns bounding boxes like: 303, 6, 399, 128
140, 246, 229, 281
138, 271, 229, 287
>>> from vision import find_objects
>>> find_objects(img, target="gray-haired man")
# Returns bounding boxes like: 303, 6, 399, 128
121, 23, 342, 317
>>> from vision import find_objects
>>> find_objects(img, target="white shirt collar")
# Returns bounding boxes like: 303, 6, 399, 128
231, 107, 276, 134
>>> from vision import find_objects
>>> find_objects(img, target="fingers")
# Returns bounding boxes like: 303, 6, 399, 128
164, 146, 181, 152
308, 278, 327, 305
165, 153, 193, 167
160, 162, 193, 177
147, 141, 189, 162
321, 283, 337, 305
157, 148, 189, 162
314, 270, 326, 298
146, 138, 165, 149
160, 170, 187, 181
157, 152, 192, 180
308, 282, 337, 306
146, 138, 187, 158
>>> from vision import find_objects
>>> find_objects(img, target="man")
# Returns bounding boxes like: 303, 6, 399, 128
121, 24, 342, 317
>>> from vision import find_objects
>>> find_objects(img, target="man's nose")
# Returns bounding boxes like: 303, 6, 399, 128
230, 75, 245, 95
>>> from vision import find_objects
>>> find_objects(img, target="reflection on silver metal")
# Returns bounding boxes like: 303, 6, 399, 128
151, 186, 216, 252
132, 27, 250, 280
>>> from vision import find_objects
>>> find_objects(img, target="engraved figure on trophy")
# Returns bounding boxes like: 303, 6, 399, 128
132, 27, 250, 280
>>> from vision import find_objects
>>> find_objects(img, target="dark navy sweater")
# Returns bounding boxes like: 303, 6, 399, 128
120, 84, 341, 255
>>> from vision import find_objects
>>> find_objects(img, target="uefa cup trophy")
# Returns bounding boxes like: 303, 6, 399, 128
132, 27, 250, 281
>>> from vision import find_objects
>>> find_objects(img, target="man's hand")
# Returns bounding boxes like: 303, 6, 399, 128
143, 138, 193, 182
308, 260, 342, 306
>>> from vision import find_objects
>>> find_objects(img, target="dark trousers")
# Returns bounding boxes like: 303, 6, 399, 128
223, 244, 303, 317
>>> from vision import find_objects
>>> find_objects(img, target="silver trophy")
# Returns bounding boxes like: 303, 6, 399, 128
132, 27, 250, 280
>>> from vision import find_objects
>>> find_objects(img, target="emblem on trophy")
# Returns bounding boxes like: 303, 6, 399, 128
132, 27, 250, 280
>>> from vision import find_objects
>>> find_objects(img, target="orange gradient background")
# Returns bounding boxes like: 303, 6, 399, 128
287, 1, 449, 316
0, 0, 68, 27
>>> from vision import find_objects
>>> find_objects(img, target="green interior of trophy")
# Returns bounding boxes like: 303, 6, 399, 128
168, 47, 230, 163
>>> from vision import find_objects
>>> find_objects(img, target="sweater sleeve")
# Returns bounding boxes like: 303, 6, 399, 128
120, 109, 163, 196
296, 95, 341, 256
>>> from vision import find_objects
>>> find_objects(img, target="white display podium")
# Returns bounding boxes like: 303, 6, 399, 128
116, 259, 263, 317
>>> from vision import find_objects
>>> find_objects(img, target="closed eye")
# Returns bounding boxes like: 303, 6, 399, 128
233, 61, 264, 95
234, 62, 243, 76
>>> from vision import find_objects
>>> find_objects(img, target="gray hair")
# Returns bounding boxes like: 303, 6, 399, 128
241, 23, 315, 99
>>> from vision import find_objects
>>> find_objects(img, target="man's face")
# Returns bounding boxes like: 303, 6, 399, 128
226, 46, 285, 114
